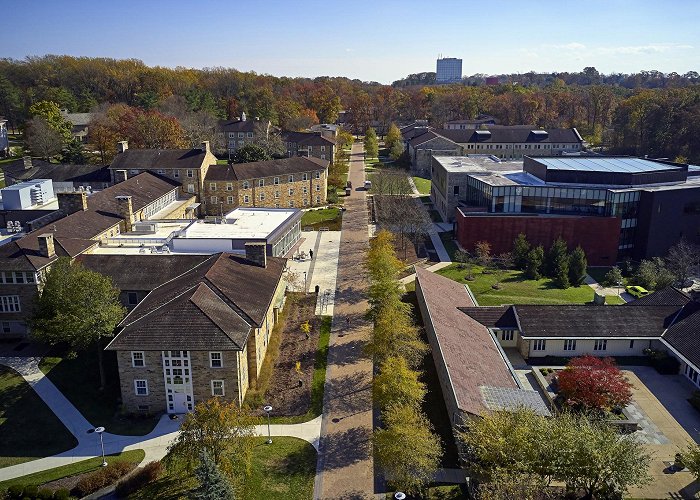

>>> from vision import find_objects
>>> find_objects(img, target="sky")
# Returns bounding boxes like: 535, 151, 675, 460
4, 0, 700, 84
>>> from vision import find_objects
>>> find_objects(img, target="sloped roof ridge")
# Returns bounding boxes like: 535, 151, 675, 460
189, 282, 245, 349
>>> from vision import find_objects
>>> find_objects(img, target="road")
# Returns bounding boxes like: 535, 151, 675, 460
314, 142, 375, 499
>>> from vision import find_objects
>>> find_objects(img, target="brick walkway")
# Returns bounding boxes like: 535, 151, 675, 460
314, 143, 375, 499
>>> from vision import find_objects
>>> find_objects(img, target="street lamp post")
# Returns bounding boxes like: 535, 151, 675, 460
303, 271, 307, 293
263, 405, 273, 444
94, 426, 107, 467
617, 280, 622, 298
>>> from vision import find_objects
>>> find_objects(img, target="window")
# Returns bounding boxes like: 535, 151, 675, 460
210, 183, 216, 190
1, 322, 10, 333
303, 186, 308, 194
187, 170, 194, 178
211, 196, 218, 204
227, 196, 234, 204
259, 193, 265, 201
629, 340, 635, 349
174, 170, 180, 178
228, 132, 235, 138
564, 339, 576, 351
242, 181, 250, 189
210, 352, 222, 368
321, 154, 326, 160
0, 296, 20, 313
134, 380, 148, 396
259, 179, 265, 187
127, 292, 138, 306
289, 200, 294, 208
211, 380, 225, 396
238, 132, 244, 138
247, 132, 253, 138
303, 199, 308, 206
316, 196, 320, 204
501, 330, 514, 341
226, 183, 233, 191
157, 169, 165, 175
302, 173, 308, 181
316, 184, 320, 191
244, 195, 250, 203
453, 185, 459, 195
238, 140, 245, 146
533, 339, 546, 351
315, 171, 320, 179
289, 188, 294, 196
321, 146, 326, 152
187, 184, 195, 193
274, 191, 280, 199
274, 177, 280, 185
288, 174, 294, 182
594, 339, 607, 351
132, 351, 145, 367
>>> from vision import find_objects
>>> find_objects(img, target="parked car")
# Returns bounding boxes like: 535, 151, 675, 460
626, 285, 650, 298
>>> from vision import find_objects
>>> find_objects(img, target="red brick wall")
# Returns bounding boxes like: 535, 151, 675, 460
455, 213, 620, 265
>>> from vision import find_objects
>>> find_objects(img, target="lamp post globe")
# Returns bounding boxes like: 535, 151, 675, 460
395, 493, 407, 500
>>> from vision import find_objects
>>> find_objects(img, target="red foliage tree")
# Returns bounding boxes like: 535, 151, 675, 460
557, 356, 632, 412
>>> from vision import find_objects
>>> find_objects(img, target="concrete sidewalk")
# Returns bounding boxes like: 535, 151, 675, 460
399, 261, 453, 285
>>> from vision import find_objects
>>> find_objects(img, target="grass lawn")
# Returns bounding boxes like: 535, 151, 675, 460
0, 367, 78, 468
586, 266, 632, 288
0, 449, 145, 490
301, 207, 342, 231
128, 437, 316, 500
216, 158, 229, 165
437, 263, 624, 305
270, 315, 331, 424
39, 350, 159, 436
412, 176, 431, 195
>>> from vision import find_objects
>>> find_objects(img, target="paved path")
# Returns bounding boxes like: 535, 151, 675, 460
314, 142, 375, 499
584, 274, 633, 302
398, 261, 453, 285
0, 356, 321, 481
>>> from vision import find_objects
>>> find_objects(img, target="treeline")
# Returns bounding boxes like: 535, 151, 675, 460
2, 57, 700, 161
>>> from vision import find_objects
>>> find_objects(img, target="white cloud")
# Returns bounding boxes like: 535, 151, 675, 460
596, 43, 693, 55
544, 42, 587, 50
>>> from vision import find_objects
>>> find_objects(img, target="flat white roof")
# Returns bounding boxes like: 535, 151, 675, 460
179, 208, 299, 240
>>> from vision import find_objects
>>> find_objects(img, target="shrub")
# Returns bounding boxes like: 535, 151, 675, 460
22, 486, 38, 498
115, 461, 163, 497
37, 488, 54, 499
6, 485, 24, 499
53, 489, 71, 500
72, 460, 136, 497
643, 348, 681, 375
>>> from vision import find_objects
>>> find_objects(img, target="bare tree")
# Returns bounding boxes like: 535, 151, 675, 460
26, 117, 63, 160
666, 239, 700, 286
371, 170, 412, 196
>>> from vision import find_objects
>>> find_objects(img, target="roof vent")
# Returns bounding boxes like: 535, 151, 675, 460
531, 130, 548, 136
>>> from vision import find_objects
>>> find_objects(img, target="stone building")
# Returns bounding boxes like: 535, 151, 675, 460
0, 172, 192, 338
109, 140, 217, 202
2, 157, 111, 192
280, 131, 335, 164
202, 156, 329, 216
218, 113, 272, 156
105, 248, 287, 414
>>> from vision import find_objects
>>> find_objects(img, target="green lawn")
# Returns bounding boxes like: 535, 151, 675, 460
586, 266, 632, 288
412, 176, 432, 195
301, 208, 342, 231
271, 315, 331, 424
39, 350, 159, 436
128, 437, 316, 500
0, 449, 145, 490
437, 263, 624, 305
438, 232, 459, 261
0, 367, 78, 468
216, 158, 229, 165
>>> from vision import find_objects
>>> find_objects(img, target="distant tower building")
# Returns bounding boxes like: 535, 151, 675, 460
436, 57, 462, 84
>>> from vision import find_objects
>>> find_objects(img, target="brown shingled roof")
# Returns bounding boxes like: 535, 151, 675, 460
415, 267, 519, 417
106, 253, 286, 351
206, 157, 328, 182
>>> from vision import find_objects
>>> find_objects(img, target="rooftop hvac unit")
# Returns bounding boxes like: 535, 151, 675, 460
132, 222, 158, 234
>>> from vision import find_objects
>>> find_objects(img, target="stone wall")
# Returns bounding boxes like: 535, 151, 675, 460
117, 350, 167, 414
190, 350, 244, 408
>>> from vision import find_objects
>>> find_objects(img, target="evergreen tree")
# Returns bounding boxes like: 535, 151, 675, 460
192, 450, 235, 500
524, 246, 544, 280
61, 138, 88, 164
545, 237, 569, 278
568, 246, 588, 286
512, 233, 531, 270
553, 251, 570, 289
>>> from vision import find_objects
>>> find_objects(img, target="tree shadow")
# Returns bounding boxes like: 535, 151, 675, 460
326, 339, 370, 367
324, 372, 372, 416
317, 426, 372, 472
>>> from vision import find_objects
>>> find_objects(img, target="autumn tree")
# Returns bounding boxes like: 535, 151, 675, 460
28, 100, 73, 142
384, 123, 402, 151
512, 233, 531, 270
373, 356, 426, 409
25, 117, 64, 160
680, 443, 700, 480
30, 258, 125, 388
475, 241, 492, 266
164, 399, 258, 497
567, 246, 588, 287
374, 404, 442, 495
557, 356, 633, 413
364, 127, 378, 159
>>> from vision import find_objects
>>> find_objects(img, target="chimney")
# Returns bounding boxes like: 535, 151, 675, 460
115, 169, 128, 183
57, 191, 88, 215
245, 242, 267, 268
116, 195, 134, 232
37, 233, 56, 259
117, 141, 129, 154
23, 156, 33, 170
200, 141, 210, 153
